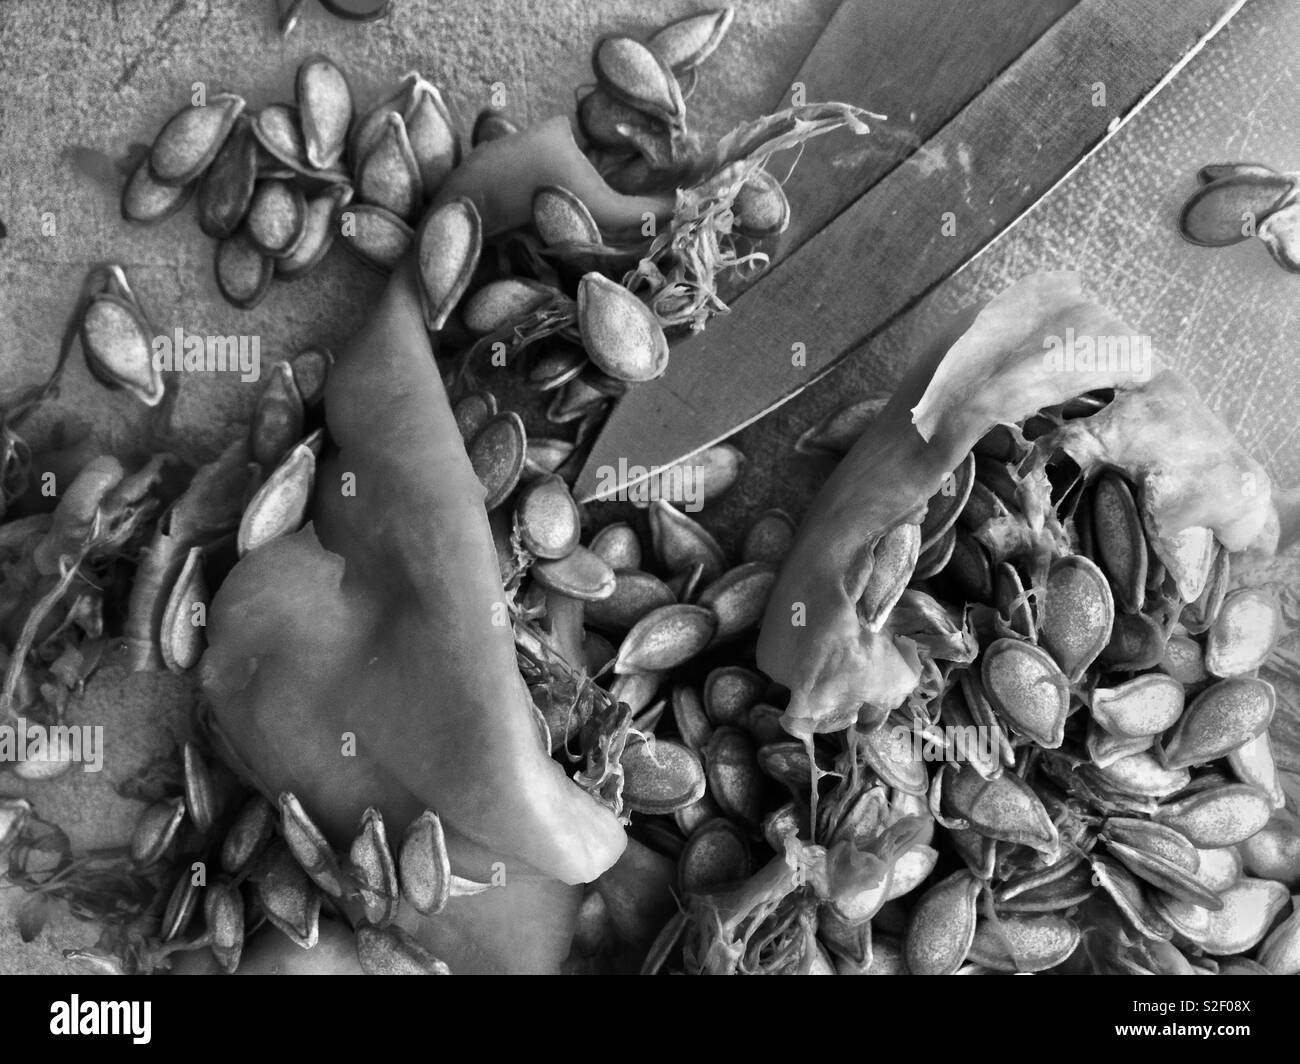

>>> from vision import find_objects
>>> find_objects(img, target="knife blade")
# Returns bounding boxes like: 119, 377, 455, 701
575, 0, 1245, 503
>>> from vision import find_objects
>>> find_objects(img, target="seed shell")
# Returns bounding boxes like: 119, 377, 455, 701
1161, 677, 1275, 769
703, 665, 765, 726
160, 871, 202, 943
1091, 472, 1147, 612
1204, 588, 1279, 677
981, 639, 1070, 748
967, 913, 1081, 972
857, 523, 921, 631
252, 104, 310, 172
279, 792, 347, 898
615, 603, 716, 673
1154, 784, 1273, 847
585, 569, 675, 632
237, 442, 315, 555
215, 229, 273, 309
130, 797, 186, 866
592, 35, 685, 126
256, 842, 321, 948
122, 154, 195, 225
577, 272, 669, 382
297, 55, 353, 170
159, 549, 210, 675
417, 197, 482, 330
250, 361, 305, 468
704, 726, 763, 824
696, 561, 776, 642
513, 473, 580, 558
80, 293, 165, 405
150, 93, 246, 185
404, 79, 460, 193
1178, 173, 1295, 246
904, 870, 980, 975
462, 277, 556, 335
472, 108, 519, 145
741, 508, 795, 565
337, 204, 414, 272
221, 794, 275, 875
648, 499, 726, 584
533, 185, 602, 246
452, 389, 498, 442
589, 522, 643, 569
732, 166, 790, 239
1258, 198, 1300, 272
356, 922, 451, 975
620, 736, 706, 814
1091, 673, 1184, 738
357, 112, 423, 221
398, 811, 452, 916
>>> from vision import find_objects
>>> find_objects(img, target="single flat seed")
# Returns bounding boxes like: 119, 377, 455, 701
467, 411, 526, 510
679, 817, 750, 895
289, 346, 333, 406
592, 36, 684, 125
250, 361, 305, 468
462, 277, 555, 335
648, 6, 734, 72
404, 79, 459, 193
1198, 161, 1279, 183
1149, 522, 1215, 602
904, 870, 980, 975
1193, 846, 1242, 892
859, 718, 928, 795
633, 444, 745, 511
620, 736, 706, 814
589, 522, 643, 570
279, 792, 347, 898
357, 112, 423, 221
351, 75, 416, 162
1154, 784, 1273, 847
732, 167, 790, 238
795, 395, 891, 458
256, 842, 321, 948
526, 342, 587, 392
577, 272, 669, 382
608, 670, 664, 716
1161, 677, 1275, 769
940, 763, 1059, 854
1092, 472, 1147, 612
417, 197, 481, 330
399, 811, 452, 916
252, 104, 310, 171
675, 791, 721, 837
160, 549, 209, 674
532, 545, 616, 601
703, 665, 765, 726
356, 923, 451, 975
1099, 610, 1166, 672
705, 726, 763, 824
221, 794, 275, 875
1097, 751, 1190, 799
1227, 731, 1285, 809
858, 523, 921, 631
670, 684, 712, 756
1239, 815, 1300, 885
533, 185, 602, 246
585, 569, 675, 632
1258, 902, 1300, 975
615, 603, 717, 673
277, 184, 352, 280
215, 229, 273, 309
160, 872, 201, 943
967, 913, 1081, 972
1192, 877, 1290, 955
195, 118, 258, 237
204, 880, 246, 972
1182, 543, 1230, 633
913, 524, 956, 580
1178, 173, 1295, 246
648, 499, 726, 584
741, 508, 795, 565
130, 797, 186, 865
513, 473, 579, 559
150, 94, 245, 184
981, 639, 1070, 748
452, 390, 497, 442
696, 561, 776, 642
1086, 723, 1152, 767
1091, 673, 1185, 738
237, 443, 314, 556
80, 293, 164, 405
338, 204, 414, 272
297, 54, 353, 170
1161, 634, 1208, 685
122, 154, 194, 224
1204, 588, 1279, 677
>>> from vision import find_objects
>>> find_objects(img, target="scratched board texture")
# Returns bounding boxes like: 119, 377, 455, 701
0, 0, 1296, 971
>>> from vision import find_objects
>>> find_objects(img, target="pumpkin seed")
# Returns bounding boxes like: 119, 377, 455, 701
589, 522, 643, 570
744, 702, 787, 746
1086, 724, 1153, 768
1258, 900, 1300, 974
1194, 846, 1243, 892
1106, 838, 1222, 909
938, 763, 1059, 855
795, 395, 890, 457
348, 807, 399, 928
533, 185, 602, 247
615, 603, 716, 673
958, 671, 1016, 769
296, 55, 352, 170
649, 499, 726, 584
1258, 198, 1300, 272
250, 361, 304, 468
467, 411, 526, 510
1096, 751, 1190, 799
913, 524, 956, 580
577, 272, 669, 381
204, 880, 245, 973
279, 792, 346, 898
585, 630, 617, 676
472, 108, 519, 145
452, 390, 498, 442
1204, 588, 1279, 677
277, 183, 352, 280
621, 736, 706, 814
903, 870, 981, 975
122, 154, 194, 225
351, 74, 417, 162
1197, 161, 1279, 183
215, 229, 273, 308
356, 922, 451, 975
1091, 673, 1184, 738
160, 871, 201, 943
648, 7, 734, 73
1105, 818, 1203, 876
179, 745, 220, 847
705, 726, 763, 824
889, 845, 940, 901
130, 797, 186, 865
532, 546, 617, 601
732, 167, 790, 239
741, 508, 796, 565
287, 346, 333, 407
1161, 634, 1208, 685
1092, 472, 1147, 612
404, 79, 459, 193
513, 473, 580, 559
1147, 890, 1208, 941
526, 342, 587, 393
357, 112, 423, 221
462, 277, 556, 335
1187, 877, 1290, 955
703, 665, 765, 726
668, 683, 713, 756
150, 93, 246, 185
594, 835, 678, 948
1154, 784, 1273, 847
666, 561, 706, 603
1090, 855, 1173, 940
576, 88, 664, 153
676, 791, 721, 837
338, 203, 414, 272
416, 197, 481, 330
1161, 677, 1275, 769
608, 670, 664, 716
593, 35, 685, 126
252, 104, 311, 173
943, 531, 994, 603
1181, 542, 1229, 633
237, 442, 314, 555
1178, 173, 1295, 246
256, 841, 321, 948
80, 293, 164, 406
993, 561, 1035, 640
855, 523, 920, 632
398, 811, 452, 916
1148, 522, 1215, 603
981, 638, 1070, 748
221, 794, 275, 875
967, 913, 1081, 972
859, 716, 928, 795
583, 569, 671, 632
635, 444, 746, 511
1099, 610, 1166, 671
1227, 731, 1285, 809
696, 561, 776, 642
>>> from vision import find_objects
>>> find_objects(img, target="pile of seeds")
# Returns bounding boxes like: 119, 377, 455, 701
1179, 161, 1300, 272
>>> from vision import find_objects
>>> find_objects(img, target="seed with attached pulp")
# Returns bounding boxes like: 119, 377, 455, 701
577, 273, 669, 382
593, 36, 685, 126
150, 94, 246, 185
417, 197, 481, 330
904, 870, 981, 975
532, 546, 617, 601
696, 562, 776, 642
297, 55, 352, 170
357, 112, 423, 221
237, 442, 315, 556
1204, 588, 1279, 677
733, 167, 790, 239
404, 78, 459, 193
615, 603, 717, 673
222, 794, 275, 875
122, 155, 194, 225
649, 7, 734, 73
80, 294, 164, 406
533, 185, 602, 246
981, 639, 1070, 748
1154, 784, 1273, 847
705, 726, 763, 824
338, 204, 414, 272
1149, 522, 1215, 602
279, 792, 347, 898
1178, 173, 1296, 246
855, 523, 920, 632
678, 818, 750, 895
130, 797, 186, 865
1161, 677, 1275, 769
256, 841, 321, 948
620, 736, 706, 814
1091, 673, 1184, 738
356, 922, 451, 975
215, 229, 273, 309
